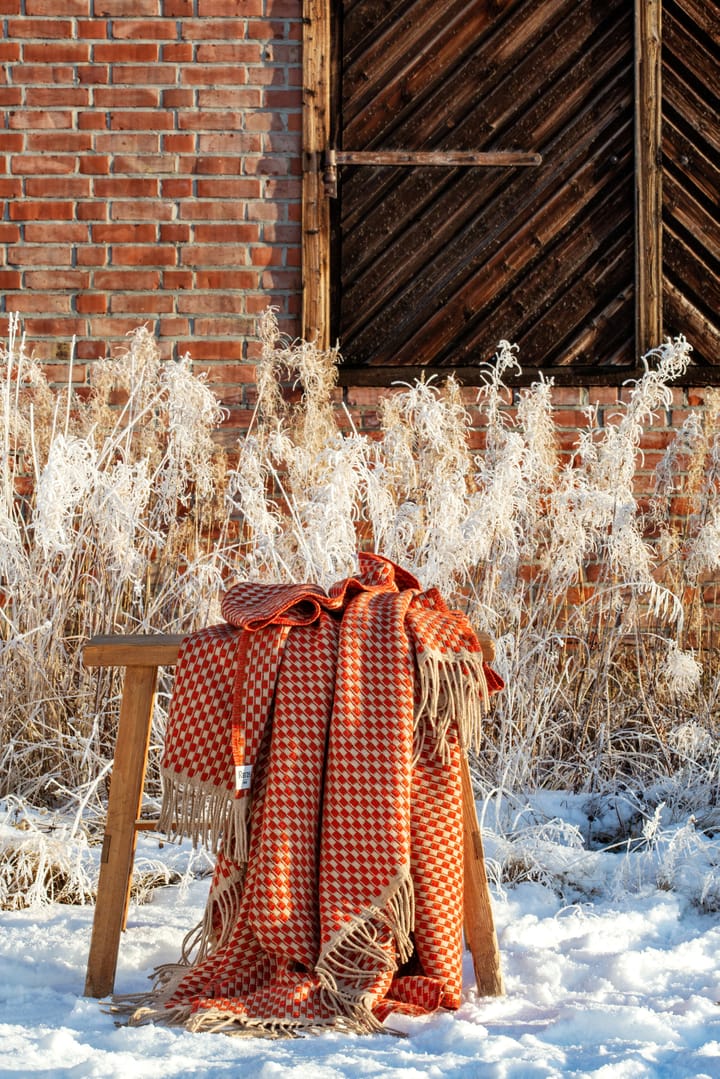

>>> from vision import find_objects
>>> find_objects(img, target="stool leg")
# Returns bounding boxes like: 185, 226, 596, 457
461, 753, 504, 996
84, 665, 158, 998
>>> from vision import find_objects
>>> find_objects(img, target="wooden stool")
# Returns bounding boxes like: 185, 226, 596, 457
82, 633, 504, 1000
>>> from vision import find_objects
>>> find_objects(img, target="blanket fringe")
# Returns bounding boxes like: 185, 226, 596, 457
158, 773, 250, 864
315, 872, 415, 1033
414, 647, 489, 762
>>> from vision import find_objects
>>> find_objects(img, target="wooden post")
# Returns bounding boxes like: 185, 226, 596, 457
302, 0, 332, 348
461, 754, 504, 996
635, 0, 663, 357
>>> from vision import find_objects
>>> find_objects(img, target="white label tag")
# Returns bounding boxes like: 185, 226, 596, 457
235, 765, 253, 792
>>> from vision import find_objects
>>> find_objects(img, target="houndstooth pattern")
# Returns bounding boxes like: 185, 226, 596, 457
148, 553, 503, 1034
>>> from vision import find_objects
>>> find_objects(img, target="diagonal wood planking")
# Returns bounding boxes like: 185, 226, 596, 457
662, 0, 719, 369
336, 0, 637, 371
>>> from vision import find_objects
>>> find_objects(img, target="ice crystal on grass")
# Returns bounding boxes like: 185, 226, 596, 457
2, 314, 719, 908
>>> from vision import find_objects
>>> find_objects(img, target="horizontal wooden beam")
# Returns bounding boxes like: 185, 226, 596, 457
336, 363, 716, 388
332, 150, 543, 167
83, 634, 184, 668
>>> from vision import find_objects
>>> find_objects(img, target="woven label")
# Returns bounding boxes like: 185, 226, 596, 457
235, 765, 253, 791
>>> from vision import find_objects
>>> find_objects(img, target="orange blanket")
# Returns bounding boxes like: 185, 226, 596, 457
129, 553, 503, 1035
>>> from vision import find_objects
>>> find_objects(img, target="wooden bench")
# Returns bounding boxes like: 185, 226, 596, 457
83, 633, 504, 1000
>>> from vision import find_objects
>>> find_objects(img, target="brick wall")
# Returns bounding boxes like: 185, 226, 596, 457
1, 0, 302, 432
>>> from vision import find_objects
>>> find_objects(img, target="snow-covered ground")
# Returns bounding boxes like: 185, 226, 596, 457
2, 794, 720, 1079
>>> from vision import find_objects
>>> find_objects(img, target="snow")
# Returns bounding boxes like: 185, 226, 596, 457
2, 798, 720, 1079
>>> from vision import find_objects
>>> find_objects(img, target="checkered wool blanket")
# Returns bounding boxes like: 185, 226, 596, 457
127, 553, 503, 1036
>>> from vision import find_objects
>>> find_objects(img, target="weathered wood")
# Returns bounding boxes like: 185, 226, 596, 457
301, 0, 332, 348
84, 663, 159, 998
336, 0, 635, 373
334, 150, 542, 167
635, 0, 663, 356
83, 634, 184, 668
460, 754, 504, 997
662, 0, 719, 370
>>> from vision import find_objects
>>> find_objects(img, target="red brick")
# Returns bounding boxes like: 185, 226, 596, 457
181, 246, 255, 268
78, 112, 107, 130
110, 18, 179, 39
74, 294, 108, 314
194, 223, 259, 243
94, 177, 159, 198
23, 43, 90, 63
12, 155, 76, 174
162, 43, 193, 62
94, 87, 161, 108
27, 0, 89, 12
76, 246, 109, 266
9, 17, 74, 36
195, 269, 252, 289
94, 269, 161, 290
9, 109, 73, 129
181, 66, 251, 86
94, 42, 160, 62
163, 0, 192, 14
159, 222, 190, 243
197, 133, 262, 156
11, 64, 75, 83
195, 316, 255, 335
163, 270, 193, 289
111, 245, 177, 266
26, 177, 91, 197
94, 0, 160, 14
25, 317, 86, 335
114, 153, 177, 174
190, 157, 242, 175
196, 88, 262, 109
109, 199, 174, 220
110, 293, 174, 313
161, 177, 193, 198
92, 223, 157, 243
0, 1, 21, 12
161, 89, 194, 110
25, 87, 91, 107
158, 316, 191, 336
26, 132, 93, 153
163, 134, 195, 153
177, 293, 244, 314
183, 338, 248, 361
195, 178, 263, 199
77, 19, 108, 38
78, 155, 111, 174
0, 270, 21, 288
25, 270, 89, 289
11, 293, 73, 314
76, 202, 109, 221
94, 133, 160, 153
7, 245, 74, 266
77, 65, 110, 85
85, 315, 151, 337
24, 222, 88, 243
0, 89, 23, 106
109, 111, 174, 131
0, 132, 24, 152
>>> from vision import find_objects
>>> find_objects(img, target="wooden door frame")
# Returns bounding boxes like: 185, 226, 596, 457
302, 0, 663, 379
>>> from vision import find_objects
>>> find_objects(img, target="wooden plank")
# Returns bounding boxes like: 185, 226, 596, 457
83, 634, 184, 668
84, 664, 159, 998
301, 0, 332, 348
635, 0, 663, 356
335, 150, 542, 167
460, 754, 504, 997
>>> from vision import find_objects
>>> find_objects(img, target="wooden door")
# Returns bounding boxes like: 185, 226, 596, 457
301, 0, 718, 383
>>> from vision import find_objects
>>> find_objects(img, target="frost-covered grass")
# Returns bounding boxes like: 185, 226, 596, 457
1, 311, 719, 908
